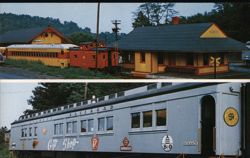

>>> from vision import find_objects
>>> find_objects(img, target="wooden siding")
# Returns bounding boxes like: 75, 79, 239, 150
200, 24, 227, 38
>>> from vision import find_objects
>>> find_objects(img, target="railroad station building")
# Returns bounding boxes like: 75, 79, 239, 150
0, 26, 71, 46
0, 26, 76, 68
115, 19, 246, 77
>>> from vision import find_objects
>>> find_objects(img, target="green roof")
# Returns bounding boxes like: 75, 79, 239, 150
0, 27, 46, 44
115, 23, 247, 53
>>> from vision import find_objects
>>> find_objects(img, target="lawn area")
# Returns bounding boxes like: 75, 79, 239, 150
3, 59, 118, 79
0, 142, 12, 158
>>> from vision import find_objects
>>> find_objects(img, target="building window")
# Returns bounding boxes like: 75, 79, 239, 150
66, 122, 72, 134
140, 52, 145, 63
92, 55, 96, 60
98, 117, 105, 131
106, 116, 113, 131
158, 53, 164, 64
29, 127, 32, 137
88, 119, 94, 132
131, 112, 140, 128
74, 54, 77, 58
203, 54, 209, 66
81, 120, 87, 133
156, 109, 167, 126
103, 54, 106, 59
186, 53, 194, 66
143, 111, 152, 127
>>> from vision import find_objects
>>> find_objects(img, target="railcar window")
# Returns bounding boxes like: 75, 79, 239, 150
29, 127, 32, 137
161, 83, 171, 87
76, 102, 81, 106
98, 117, 105, 131
156, 109, 167, 126
147, 84, 157, 90
82, 101, 87, 105
54, 124, 59, 135
109, 94, 116, 99
143, 111, 152, 127
98, 97, 105, 102
59, 123, 63, 134
21, 128, 27, 137
131, 112, 140, 128
69, 104, 74, 108
117, 91, 125, 97
81, 120, 87, 132
106, 116, 113, 131
34, 127, 37, 136
72, 121, 77, 133
88, 119, 94, 132
66, 122, 72, 134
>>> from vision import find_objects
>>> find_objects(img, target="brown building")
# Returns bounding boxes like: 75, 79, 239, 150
114, 20, 246, 77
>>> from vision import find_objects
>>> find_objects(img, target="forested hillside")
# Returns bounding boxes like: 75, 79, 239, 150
0, 13, 126, 44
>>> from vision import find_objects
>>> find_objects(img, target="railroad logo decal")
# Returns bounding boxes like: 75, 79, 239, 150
42, 128, 47, 135
120, 137, 132, 151
162, 135, 173, 152
224, 107, 239, 126
32, 139, 39, 149
91, 135, 99, 151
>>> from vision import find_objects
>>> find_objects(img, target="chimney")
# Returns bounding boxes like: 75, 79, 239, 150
172, 16, 180, 25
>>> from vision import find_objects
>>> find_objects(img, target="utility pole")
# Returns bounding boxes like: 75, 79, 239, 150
214, 54, 217, 79
112, 20, 121, 50
84, 82, 88, 99
95, 2, 100, 74
111, 20, 121, 72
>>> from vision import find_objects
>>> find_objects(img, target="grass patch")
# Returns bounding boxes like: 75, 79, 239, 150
4, 59, 118, 79
0, 143, 12, 158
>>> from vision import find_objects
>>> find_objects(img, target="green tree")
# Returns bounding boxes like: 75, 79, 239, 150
0, 126, 8, 142
69, 32, 95, 45
132, 3, 178, 28
180, 3, 250, 43
132, 11, 151, 28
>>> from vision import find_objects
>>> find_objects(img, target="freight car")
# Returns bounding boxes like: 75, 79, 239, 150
69, 47, 119, 70
9, 83, 250, 158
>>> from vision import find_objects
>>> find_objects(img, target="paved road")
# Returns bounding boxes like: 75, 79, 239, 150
229, 63, 250, 73
0, 66, 58, 79
0, 72, 27, 79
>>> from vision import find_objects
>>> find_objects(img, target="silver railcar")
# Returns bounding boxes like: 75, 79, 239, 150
9, 83, 250, 158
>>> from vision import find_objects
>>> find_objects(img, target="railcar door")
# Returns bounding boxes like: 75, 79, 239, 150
201, 95, 215, 156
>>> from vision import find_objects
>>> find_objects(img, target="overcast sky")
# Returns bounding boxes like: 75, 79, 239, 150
0, 82, 37, 129
0, 3, 215, 33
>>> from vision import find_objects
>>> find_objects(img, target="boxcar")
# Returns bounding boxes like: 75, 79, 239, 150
9, 83, 250, 158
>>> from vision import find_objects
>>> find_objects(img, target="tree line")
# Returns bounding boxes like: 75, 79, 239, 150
24, 83, 148, 114
132, 3, 250, 43
0, 13, 125, 45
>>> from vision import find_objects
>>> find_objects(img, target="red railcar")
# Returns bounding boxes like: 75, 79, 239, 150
69, 42, 119, 69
